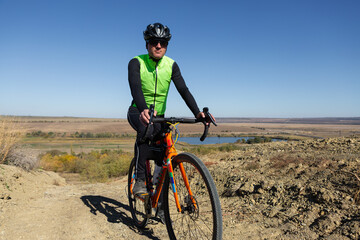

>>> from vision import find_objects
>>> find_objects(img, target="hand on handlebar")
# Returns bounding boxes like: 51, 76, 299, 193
140, 108, 157, 126
196, 111, 217, 126
197, 107, 217, 142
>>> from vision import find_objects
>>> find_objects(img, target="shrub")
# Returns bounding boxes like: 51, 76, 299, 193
40, 153, 67, 172
5, 145, 39, 170
39, 149, 132, 182
26, 131, 57, 138
183, 144, 245, 155
218, 144, 242, 152
246, 136, 272, 144
81, 161, 109, 182
0, 116, 22, 163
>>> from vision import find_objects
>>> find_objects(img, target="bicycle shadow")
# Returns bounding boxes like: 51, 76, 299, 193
80, 195, 161, 240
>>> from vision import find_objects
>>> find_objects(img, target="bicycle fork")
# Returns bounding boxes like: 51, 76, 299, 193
167, 155, 198, 213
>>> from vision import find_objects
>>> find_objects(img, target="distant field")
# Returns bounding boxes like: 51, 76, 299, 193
12, 116, 360, 138
21, 137, 135, 154
14, 117, 134, 135
6, 116, 360, 154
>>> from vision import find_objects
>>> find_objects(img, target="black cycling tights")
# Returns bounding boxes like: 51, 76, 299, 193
127, 106, 164, 180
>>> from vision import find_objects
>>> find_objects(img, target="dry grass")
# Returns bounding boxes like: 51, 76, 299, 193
5, 146, 39, 170
341, 170, 360, 205
244, 162, 260, 171
204, 161, 218, 167
355, 189, 360, 205
270, 155, 305, 169
0, 116, 22, 163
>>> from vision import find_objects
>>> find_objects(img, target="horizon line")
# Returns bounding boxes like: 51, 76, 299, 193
1, 115, 360, 119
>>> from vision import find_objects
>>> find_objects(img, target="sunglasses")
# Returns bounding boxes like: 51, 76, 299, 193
148, 39, 168, 47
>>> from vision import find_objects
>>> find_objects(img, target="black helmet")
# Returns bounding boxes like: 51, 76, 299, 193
143, 23, 172, 42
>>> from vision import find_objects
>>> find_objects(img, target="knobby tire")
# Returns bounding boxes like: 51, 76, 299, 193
163, 153, 223, 240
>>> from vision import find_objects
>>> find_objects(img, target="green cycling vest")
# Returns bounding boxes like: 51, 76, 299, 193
132, 54, 175, 115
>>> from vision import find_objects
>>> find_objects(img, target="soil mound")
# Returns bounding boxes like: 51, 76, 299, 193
0, 164, 66, 204
207, 137, 360, 239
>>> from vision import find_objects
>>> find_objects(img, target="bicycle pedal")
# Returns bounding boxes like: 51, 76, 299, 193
134, 193, 149, 201
135, 192, 149, 196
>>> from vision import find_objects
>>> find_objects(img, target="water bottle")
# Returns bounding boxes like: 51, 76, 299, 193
153, 164, 162, 186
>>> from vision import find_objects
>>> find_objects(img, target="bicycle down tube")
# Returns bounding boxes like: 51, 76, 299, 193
151, 130, 183, 212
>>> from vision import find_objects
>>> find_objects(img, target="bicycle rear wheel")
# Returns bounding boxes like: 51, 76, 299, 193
128, 158, 149, 228
163, 153, 222, 240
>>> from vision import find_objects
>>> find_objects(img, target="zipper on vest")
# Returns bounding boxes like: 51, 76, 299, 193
153, 62, 159, 109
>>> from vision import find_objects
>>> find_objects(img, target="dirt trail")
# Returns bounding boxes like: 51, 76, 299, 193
0, 166, 168, 240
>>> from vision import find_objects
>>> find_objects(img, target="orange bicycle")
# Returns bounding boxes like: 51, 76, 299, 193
128, 105, 222, 239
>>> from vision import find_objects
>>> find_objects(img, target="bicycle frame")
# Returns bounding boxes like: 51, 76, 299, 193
130, 125, 196, 213
128, 106, 222, 239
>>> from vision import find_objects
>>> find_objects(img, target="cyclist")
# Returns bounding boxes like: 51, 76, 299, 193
127, 23, 212, 197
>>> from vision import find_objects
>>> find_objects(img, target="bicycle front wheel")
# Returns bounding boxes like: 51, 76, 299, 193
163, 153, 223, 240
128, 158, 148, 228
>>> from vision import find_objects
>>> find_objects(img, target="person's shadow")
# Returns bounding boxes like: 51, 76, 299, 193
80, 195, 161, 239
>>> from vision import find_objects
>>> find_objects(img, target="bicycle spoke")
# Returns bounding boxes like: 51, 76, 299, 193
193, 217, 213, 238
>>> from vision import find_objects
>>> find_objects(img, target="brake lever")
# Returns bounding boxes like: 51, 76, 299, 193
140, 104, 155, 143
200, 107, 217, 141
148, 104, 155, 124
203, 107, 217, 126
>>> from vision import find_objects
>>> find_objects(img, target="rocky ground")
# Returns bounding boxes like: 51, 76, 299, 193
0, 137, 359, 239
208, 137, 360, 239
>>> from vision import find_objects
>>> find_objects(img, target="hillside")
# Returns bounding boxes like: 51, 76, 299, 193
210, 137, 360, 239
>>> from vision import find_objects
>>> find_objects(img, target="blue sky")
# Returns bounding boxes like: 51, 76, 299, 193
0, 0, 359, 118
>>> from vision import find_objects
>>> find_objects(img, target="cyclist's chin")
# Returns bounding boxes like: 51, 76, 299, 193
149, 51, 165, 60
